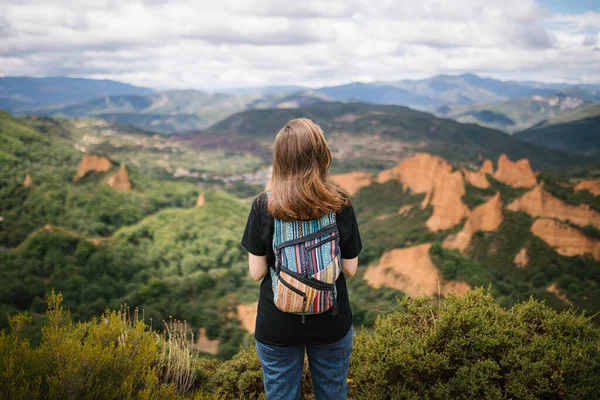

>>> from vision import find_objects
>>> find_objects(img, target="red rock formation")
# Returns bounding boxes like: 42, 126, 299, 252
546, 283, 573, 306
376, 153, 469, 231
196, 192, 205, 207
107, 164, 132, 191
236, 303, 257, 333
73, 154, 113, 181
330, 172, 374, 196
481, 159, 494, 174
444, 193, 503, 252
531, 218, 600, 260
398, 205, 414, 216
493, 154, 537, 188
462, 168, 490, 189
23, 174, 32, 188
508, 186, 600, 229
574, 179, 600, 197
195, 328, 220, 355
363, 243, 471, 297
513, 248, 528, 268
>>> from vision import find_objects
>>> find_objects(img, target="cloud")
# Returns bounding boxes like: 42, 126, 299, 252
0, 0, 598, 89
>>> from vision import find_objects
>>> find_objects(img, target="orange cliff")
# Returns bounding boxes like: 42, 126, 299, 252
363, 243, 470, 298
574, 179, 600, 197
481, 159, 494, 174
236, 303, 257, 333
444, 192, 503, 252
196, 192, 205, 207
107, 164, 132, 191
461, 159, 493, 189
493, 154, 537, 188
330, 172, 374, 196
514, 248, 529, 268
377, 153, 470, 231
73, 154, 113, 181
531, 218, 600, 260
23, 173, 33, 188
508, 185, 600, 230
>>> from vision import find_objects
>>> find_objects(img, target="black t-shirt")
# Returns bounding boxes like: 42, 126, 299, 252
240, 192, 362, 346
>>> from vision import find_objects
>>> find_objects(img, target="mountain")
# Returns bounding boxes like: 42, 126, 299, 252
37, 89, 329, 133
207, 101, 591, 175
332, 152, 600, 320
514, 104, 600, 156
315, 82, 440, 109
221, 85, 308, 96
37, 89, 253, 133
3, 107, 600, 367
436, 92, 591, 133
0, 76, 153, 113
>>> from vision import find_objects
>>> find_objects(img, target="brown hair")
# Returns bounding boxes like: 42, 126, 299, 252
266, 118, 349, 221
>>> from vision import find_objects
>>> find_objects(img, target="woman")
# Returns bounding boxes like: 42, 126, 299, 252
241, 118, 362, 400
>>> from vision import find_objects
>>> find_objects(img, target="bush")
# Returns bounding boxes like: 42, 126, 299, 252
0, 290, 222, 400
349, 288, 600, 400
2, 289, 599, 399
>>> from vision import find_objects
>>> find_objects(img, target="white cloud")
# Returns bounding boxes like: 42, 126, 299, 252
0, 0, 598, 89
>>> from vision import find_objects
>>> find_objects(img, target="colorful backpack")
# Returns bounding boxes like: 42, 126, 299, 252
271, 206, 341, 323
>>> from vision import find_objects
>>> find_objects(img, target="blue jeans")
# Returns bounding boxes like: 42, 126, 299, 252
255, 326, 353, 400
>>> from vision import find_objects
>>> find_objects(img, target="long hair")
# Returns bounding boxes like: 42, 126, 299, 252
267, 118, 349, 221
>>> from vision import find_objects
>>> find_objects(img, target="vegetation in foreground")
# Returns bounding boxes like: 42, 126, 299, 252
2, 289, 599, 400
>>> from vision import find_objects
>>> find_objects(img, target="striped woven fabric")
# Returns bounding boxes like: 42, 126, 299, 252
272, 211, 341, 319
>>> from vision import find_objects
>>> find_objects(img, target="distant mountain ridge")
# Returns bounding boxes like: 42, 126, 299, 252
3, 74, 599, 135
436, 92, 592, 133
0, 76, 153, 112
206, 101, 591, 175
514, 104, 600, 156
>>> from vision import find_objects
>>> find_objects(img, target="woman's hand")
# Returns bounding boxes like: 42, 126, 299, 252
341, 257, 358, 277
248, 253, 268, 281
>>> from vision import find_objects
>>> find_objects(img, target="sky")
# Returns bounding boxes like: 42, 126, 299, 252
1, 0, 599, 91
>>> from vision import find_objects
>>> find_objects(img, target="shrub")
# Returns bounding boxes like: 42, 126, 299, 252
349, 288, 600, 400
0, 290, 223, 400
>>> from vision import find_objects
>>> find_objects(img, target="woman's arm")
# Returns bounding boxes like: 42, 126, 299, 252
341, 257, 358, 277
248, 253, 268, 281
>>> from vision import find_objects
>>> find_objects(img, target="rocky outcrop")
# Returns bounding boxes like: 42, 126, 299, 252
73, 154, 113, 181
236, 303, 257, 333
23, 174, 32, 188
531, 218, 600, 260
546, 283, 573, 306
444, 193, 503, 252
363, 243, 471, 298
330, 172, 374, 196
107, 164, 132, 191
481, 159, 494, 174
574, 179, 600, 197
514, 248, 529, 268
493, 154, 537, 188
508, 186, 600, 230
196, 192, 205, 207
195, 328, 220, 355
462, 168, 490, 189
398, 205, 414, 216
377, 153, 469, 231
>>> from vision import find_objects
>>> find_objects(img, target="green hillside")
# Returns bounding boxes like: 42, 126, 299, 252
39, 90, 253, 133
436, 94, 591, 133
36, 90, 329, 134
208, 101, 591, 175
347, 175, 600, 320
514, 104, 600, 156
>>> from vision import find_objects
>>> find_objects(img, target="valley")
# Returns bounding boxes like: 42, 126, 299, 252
1, 89, 600, 360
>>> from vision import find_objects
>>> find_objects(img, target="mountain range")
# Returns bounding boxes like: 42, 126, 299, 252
2, 74, 598, 135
